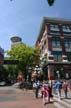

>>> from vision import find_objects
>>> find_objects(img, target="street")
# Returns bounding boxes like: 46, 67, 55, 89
0, 86, 71, 108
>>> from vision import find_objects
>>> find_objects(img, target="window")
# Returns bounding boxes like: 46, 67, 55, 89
54, 54, 62, 61
62, 25, 71, 32
66, 53, 71, 61
50, 31, 60, 35
52, 38, 61, 47
50, 24, 59, 31
52, 52, 62, 62
63, 26, 69, 30
65, 40, 71, 48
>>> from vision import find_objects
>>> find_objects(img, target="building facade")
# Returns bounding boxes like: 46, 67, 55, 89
36, 17, 71, 80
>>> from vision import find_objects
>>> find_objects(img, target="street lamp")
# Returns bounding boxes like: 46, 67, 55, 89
65, 72, 69, 80
56, 71, 60, 79
26, 66, 32, 81
34, 65, 41, 81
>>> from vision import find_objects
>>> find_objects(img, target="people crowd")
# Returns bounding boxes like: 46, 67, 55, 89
32, 80, 71, 105
32, 80, 53, 105
17, 74, 71, 106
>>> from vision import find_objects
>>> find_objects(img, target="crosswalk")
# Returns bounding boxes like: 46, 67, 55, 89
52, 92, 71, 108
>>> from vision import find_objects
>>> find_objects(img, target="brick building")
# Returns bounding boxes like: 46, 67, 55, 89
36, 17, 71, 80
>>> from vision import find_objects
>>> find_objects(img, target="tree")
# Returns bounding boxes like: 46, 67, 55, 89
7, 43, 40, 79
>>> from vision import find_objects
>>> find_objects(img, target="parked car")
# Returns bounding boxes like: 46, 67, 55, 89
0, 81, 6, 86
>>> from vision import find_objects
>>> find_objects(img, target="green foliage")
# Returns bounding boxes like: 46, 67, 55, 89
47, 0, 55, 6
7, 43, 40, 76
0, 65, 8, 81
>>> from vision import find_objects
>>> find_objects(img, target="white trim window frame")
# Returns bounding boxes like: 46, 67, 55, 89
62, 25, 71, 32
50, 24, 59, 31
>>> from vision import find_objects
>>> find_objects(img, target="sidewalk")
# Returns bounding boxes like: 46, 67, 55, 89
0, 87, 56, 108
16, 89, 56, 108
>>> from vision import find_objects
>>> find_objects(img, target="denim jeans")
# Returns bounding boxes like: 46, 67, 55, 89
35, 88, 39, 98
57, 89, 61, 99
64, 89, 67, 98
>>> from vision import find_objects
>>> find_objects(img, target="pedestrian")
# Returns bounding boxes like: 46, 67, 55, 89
48, 80, 53, 98
62, 80, 68, 98
24, 80, 29, 91
17, 72, 23, 82
68, 81, 71, 92
54, 80, 62, 100
33, 81, 37, 93
41, 84, 48, 105
47, 84, 52, 102
41, 84, 51, 105
33, 81, 39, 98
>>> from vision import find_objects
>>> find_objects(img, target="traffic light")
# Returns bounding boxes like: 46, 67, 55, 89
47, 0, 55, 6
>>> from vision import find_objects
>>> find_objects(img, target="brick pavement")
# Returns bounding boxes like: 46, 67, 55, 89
0, 87, 56, 108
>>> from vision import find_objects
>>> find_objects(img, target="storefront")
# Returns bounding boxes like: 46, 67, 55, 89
42, 62, 71, 80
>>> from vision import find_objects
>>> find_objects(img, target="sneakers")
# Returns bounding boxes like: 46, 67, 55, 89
44, 102, 47, 105
43, 102, 49, 105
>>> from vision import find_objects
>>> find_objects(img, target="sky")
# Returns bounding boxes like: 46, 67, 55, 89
0, 0, 71, 51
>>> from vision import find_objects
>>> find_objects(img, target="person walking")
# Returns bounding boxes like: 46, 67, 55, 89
41, 84, 51, 105
33, 81, 40, 98
41, 84, 48, 105
62, 81, 68, 98
48, 80, 53, 98
54, 80, 62, 100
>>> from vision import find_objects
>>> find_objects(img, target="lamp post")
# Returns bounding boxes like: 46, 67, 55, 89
65, 72, 69, 80
34, 65, 41, 81
56, 71, 60, 79
26, 66, 32, 82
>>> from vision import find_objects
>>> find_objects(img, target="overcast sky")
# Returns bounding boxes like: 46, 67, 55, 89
0, 0, 71, 51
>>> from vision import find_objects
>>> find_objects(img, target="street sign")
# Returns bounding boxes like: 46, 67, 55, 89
4, 60, 19, 65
